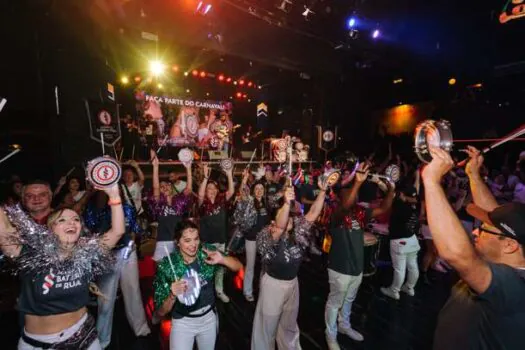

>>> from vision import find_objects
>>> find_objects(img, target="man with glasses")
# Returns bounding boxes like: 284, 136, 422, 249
422, 145, 525, 350
21, 180, 53, 225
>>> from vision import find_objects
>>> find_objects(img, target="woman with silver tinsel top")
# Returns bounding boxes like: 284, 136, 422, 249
251, 178, 327, 350
148, 150, 193, 261
0, 184, 124, 350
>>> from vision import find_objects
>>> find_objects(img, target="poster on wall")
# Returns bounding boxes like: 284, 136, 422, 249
85, 99, 121, 146
134, 91, 235, 150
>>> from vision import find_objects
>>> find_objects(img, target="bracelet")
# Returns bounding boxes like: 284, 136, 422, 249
108, 197, 122, 206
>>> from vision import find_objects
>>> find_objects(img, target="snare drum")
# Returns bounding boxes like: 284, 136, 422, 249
363, 232, 379, 277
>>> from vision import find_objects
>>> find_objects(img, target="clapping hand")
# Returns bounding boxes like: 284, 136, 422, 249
203, 247, 224, 265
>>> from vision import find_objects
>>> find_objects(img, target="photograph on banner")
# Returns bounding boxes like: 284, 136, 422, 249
134, 91, 235, 151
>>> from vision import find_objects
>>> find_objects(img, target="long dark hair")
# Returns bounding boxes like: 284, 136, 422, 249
252, 181, 266, 210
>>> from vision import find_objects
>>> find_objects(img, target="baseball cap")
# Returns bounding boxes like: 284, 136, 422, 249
467, 202, 525, 244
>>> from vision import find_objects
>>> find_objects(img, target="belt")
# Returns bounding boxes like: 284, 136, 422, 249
22, 314, 97, 350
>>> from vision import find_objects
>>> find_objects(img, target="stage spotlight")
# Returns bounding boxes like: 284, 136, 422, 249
247, 81, 253, 87
192, 70, 199, 77
302, 6, 315, 20
218, 74, 225, 81
186, 89, 191, 93
204, 4, 212, 14
134, 76, 142, 83
172, 65, 179, 72
239, 80, 245, 85
243, 94, 247, 99
184, 72, 189, 76
277, 0, 292, 12
258, 85, 262, 89
196, 1, 203, 11
149, 60, 165, 76
200, 71, 206, 78
157, 83, 163, 89
226, 77, 232, 83
372, 29, 380, 39
233, 81, 238, 85
347, 17, 356, 29
449, 78, 457, 85
206, 92, 210, 96
236, 92, 242, 98
120, 76, 129, 85
393, 78, 403, 84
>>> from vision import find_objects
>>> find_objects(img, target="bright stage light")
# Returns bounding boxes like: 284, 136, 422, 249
239, 80, 245, 85
192, 70, 199, 77
347, 17, 356, 29
247, 81, 253, 87
200, 71, 206, 78
236, 92, 242, 98
233, 81, 238, 85
226, 77, 232, 83
120, 76, 129, 85
157, 83, 163, 89
218, 74, 225, 81
184, 72, 189, 76
186, 89, 191, 93
134, 76, 142, 83
393, 78, 403, 84
149, 60, 165, 76
172, 65, 179, 72
449, 78, 457, 85
204, 4, 212, 14
372, 29, 380, 39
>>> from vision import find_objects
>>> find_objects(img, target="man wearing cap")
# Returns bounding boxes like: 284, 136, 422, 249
422, 145, 525, 350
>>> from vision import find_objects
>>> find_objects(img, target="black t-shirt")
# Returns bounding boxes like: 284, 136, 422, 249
200, 208, 227, 244
172, 260, 215, 319
18, 268, 90, 316
359, 181, 378, 202
266, 238, 305, 281
328, 208, 372, 276
434, 263, 525, 350
157, 215, 182, 242
245, 206, 270, 241
389, 185, 421, 240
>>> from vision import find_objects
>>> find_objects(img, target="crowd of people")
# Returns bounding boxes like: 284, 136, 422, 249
0, 142, 525, 350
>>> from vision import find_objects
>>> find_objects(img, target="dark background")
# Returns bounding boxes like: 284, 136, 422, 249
1, 0, 524, 181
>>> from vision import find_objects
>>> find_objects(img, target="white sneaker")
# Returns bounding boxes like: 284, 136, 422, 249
338, 326, 364, 342
216, 291, 230, 303
326, 336, 341, 350
380, 287, 400, 300
401, 285, 415, 296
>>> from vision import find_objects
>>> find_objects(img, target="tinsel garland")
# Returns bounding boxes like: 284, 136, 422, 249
84, 202, 140, 235
3, 205, 114, 280
146, 191, 192, 221
267, 193, 282, 210
256, 216, 312, 264
153, 244, 217, 310
200, 193, 226, 217
232, 196, 257, 233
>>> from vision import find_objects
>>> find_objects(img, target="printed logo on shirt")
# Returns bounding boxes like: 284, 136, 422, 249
41, 269, 83, 295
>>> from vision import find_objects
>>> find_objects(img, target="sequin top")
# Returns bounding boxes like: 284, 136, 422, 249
146, 191, 193, 221
257, 216, 312, 280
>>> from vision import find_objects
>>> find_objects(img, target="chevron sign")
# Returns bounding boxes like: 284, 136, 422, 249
257, 102, 268, 117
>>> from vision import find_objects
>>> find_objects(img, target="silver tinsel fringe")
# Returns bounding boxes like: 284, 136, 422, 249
232, 197, 257, 232
2, 205, 115, 280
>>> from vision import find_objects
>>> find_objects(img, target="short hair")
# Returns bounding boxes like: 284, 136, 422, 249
22, 180, 52, 197
173, 220, 199, 242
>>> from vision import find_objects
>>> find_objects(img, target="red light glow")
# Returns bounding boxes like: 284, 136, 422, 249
239, 80, 245, 85
134, 76, 141, 83
218, 75, 225, 81
247, 81, 253, 87
200, 71, 206, 78
172, 65, 179, 72
192, 70, 199, 77
236, 92, 242, 98
226, 77, 232, 83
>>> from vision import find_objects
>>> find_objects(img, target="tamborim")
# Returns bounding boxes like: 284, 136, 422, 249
322, 169, 341, 188
177, 268, 201, 306
86, 156, 121, 189
414, 119, 453, 163
178, 148, 194, 164
384, 164, 401, 183
220, 158, 233, 172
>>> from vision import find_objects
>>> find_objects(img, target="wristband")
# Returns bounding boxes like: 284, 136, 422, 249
108, 197, 122, 206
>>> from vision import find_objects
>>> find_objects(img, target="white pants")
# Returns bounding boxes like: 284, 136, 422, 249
251, 274, 301, 350
212, 243, 226, 294
170, 309, 217, 350
243, 240, 257, 297
325, 269, 363, 339
97, 249, 151, 348
389, 235, 420, 293
18, 313, 102, 350
153, 241, 175, 262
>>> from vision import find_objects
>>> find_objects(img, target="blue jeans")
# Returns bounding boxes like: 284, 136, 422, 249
96, 249, 150, 348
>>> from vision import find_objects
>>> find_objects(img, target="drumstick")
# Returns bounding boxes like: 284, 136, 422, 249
65, 167, 76, 177
457, 124, 525, 167
164, 245, 177, 280
0, 148, 21, 165
245, 148, 257, 170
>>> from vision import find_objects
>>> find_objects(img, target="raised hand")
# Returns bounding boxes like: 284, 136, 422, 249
284, 187, 295, 204
422, 146, 455, 184
463, 146, 484, 178
355, 162, 370, 183
151, 150, 159, 167
202, 163, 211, 179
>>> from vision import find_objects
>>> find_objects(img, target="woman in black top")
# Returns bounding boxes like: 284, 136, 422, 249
154, 220, 242, 350
0, 184, 124, 350
198, 162, 235, 303
380, 169, 423, 300
251, 180, 326, 349
235, 169, 271, 302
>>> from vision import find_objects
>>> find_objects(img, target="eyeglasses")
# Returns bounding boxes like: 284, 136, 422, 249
475, 225, 510, 240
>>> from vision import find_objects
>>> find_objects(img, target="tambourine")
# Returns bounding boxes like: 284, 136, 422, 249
220, 158, 233, 172
86, 156, 121, 189
321, 169, 341, 188
414, 119, 453, 163
185, 115, 199, 138
384, 164, 401, 183
177, 268, 201, 306
178, 148, 194, 164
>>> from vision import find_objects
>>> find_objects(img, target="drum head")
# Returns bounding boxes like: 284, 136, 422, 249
322, 169, 341, 188
177, 268, 201, 306
414, 119, 453, 163
178, 148, 194, 164
220, 158, 233, 172
86, 157, 121, 189
385, 164, 401, 183
185, 115, 199, 138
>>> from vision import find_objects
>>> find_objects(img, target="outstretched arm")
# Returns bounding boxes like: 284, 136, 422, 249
0, 208, 21, 258
465, 146, 498, 212
304, 178, 327, 223
100, 185, 126, 249
198, 163, 211, 206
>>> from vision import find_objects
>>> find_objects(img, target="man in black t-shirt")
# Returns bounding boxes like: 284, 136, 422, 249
325, 163, 395, 350
423, 146, 525, 350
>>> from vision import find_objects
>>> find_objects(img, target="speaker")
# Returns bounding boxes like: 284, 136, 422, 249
208, 150, 228, 160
